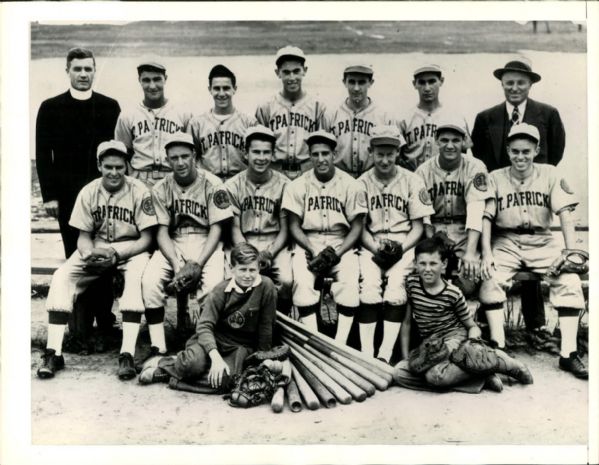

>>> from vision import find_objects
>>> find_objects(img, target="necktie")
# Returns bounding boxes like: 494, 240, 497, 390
511, 106, 520, 126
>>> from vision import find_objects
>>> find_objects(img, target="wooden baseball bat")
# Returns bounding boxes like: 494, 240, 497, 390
289, 347, 352, 405
280, 359, 292, 385
283, 336, 366, 402
291, 355, 337, 408
271, 386, 285, 413
290, 364, 320, 410
285, 377, 303, 412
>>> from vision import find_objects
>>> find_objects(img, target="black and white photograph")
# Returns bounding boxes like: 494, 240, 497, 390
2, 2, 598, 465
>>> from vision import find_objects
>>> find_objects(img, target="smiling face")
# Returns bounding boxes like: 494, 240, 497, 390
139, 70, 167, 106
98, 154, 127, 192
247, 139, 273, 176
67, 57, 95, 91
436, 129, 465, 165
413, 72, 443, 104
501, 71, 532, 106
276, 60, 306, 95
309, 142, 336, 179
507, 136, 539, 174
344, 73, 373, 107
415, 250, 446, 286
209, 76, 236, 113
166, 144, 196, 184
371, 144, 399, 177
231, 259, 260, 290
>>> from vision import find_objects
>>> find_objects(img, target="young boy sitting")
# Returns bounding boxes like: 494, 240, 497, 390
139, 242, 277, 391
393, 238, 533, 393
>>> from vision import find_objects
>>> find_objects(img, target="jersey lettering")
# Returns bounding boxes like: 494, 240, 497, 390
91, 205, 134, 225
369, 193, 409, 213
497, 191, 550, 211
331, 118, 375, 137
270, 112, 316, 132
405, 123, 437, 146
172, 198, 208, 219
132, 117, 182, 138
200, 131, 245, 153
307, 195, 343, 213
427, 181, 465, 200
241, 196, 278, 214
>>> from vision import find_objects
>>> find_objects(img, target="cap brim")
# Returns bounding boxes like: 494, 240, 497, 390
370, 137, 401, 147
98, 149, 128, 159
165, 141, 195, 150
436, 125, 466, 136
493, 68, 541, 83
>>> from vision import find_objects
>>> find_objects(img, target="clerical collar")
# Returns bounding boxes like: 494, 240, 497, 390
69, 88, 92, 101
505, 100, 528, 120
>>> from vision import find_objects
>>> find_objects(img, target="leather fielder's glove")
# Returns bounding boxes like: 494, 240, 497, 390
226, 364, 277, 408
372, 239, 403, 270
307, 246, 340, 275
546, 249, 589, 277
243, 344, 290, 369
82, 247, 118, 274
166, 260, 203, 294
449, 338, 499, 376
257, 250, 280, 285
408, 336, 450, 375
110, 268, 125, 299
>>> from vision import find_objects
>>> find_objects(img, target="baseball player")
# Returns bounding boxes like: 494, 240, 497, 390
282, 130, 368, 344
399, 64, 472, 171
115, 60, 192, 186
329, 64, 404, 178
479, 123, 588, 379
37, 140, 157, 380
255, 45, 329, 180
187, 65, 256, 181
224, 125, 293, 314
415, 120, 504, 347
358, 126, 435, 362
141, 132, 234, 345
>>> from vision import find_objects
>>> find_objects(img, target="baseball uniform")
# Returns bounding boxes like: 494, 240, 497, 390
45, 176, 157, 315
399, 106, 472, 171
255, 93, 329, 179
142, 167, 233, 308
114, 101, 192, 185
187, 109, 256, 180
329, 100, 404, 178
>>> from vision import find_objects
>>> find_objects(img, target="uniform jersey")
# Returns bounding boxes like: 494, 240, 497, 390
69, 176, 157, 242
329, 99, 404, 177
486, 164, 578, 230
255, 93, 329, 165
152, 168, 233, 235
114, 101, 192, 171
186, 109, 256, 179
282, 169, 368, 234
224, 170, 289, 235
399, 105, 472, 170
416, 155, 492, 220
359, 167, 434, 234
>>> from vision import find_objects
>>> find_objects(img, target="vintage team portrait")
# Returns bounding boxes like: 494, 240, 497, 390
12, 3, 594, 463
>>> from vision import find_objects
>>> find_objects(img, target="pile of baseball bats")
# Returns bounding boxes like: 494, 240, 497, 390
270, 312, 396, 413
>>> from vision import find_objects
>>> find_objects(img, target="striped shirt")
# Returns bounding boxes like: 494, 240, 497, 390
406, 275, 469, 340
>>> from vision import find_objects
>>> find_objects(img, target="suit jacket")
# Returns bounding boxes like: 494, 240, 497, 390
471, 98, 565, 172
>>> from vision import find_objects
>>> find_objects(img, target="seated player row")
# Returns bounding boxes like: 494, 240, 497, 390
37, 121, 587, 382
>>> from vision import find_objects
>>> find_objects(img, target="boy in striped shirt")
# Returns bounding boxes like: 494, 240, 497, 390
393, 238, 532, 392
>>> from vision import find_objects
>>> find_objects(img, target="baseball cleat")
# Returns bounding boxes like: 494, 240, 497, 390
138, 355, 171, 385
559, 352, 588, 379
483, 374, 504, 392
37, 349, 65, 379
118, 352, 136, 380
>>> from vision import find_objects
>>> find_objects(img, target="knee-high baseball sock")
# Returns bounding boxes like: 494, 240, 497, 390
378, 321, 401, 362
335, 314, 353, 345
485, 308, 505, 348
558, 315, 578, 357
359, 322, 376, 357
120, 311, 142, 355
146, 307, 167, 353
47, 325, 67, 355
300, 313, 318, 332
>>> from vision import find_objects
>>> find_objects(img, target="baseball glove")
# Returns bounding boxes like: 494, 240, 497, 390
166, 260, 203, 294
307, 246, 340, 275
432, 231, 459, 278
408, 336, 450, 374
257, 250, 280, 285
109, 268, 125, 299
243, 344, 290, 368
82, 247, 118, 274
372, 239, 403, 270
546, 249, 589, 277
449, 338, 499, 376
226, 364, 277, 408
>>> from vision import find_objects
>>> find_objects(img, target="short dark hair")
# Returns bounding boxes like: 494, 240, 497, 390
246, 134, 275, 151
209, 64, 236, 87
66, 47, 95, 68
230, 242, 259, 266
343, 72, 373, 82
414, 238, 445, 259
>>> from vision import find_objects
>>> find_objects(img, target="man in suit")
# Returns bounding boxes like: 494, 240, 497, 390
471, 59, 566, 352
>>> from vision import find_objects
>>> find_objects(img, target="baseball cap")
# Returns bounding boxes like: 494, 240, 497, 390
97, 140, 128, 160
343, 64, 374, 77
370, 125, 402, 147
137, 60, 166, 74
275, 46, 306, 67
507, 123, 540, 142
413, 64, 443, 78
165, 132, 195, 151
245, 125, 276, 146
306, 130, 337, 150
435, 120, 467, 137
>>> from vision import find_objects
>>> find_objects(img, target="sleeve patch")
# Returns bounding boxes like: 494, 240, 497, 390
357, 190, 368, 209
213, 189, 231, 209
473, 172, 488, 192
560, 178, 574, 195
418, 187, 432, 206
142, 196, 156, 216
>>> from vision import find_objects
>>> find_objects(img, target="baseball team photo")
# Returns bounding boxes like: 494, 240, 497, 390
20, 10, 592, 458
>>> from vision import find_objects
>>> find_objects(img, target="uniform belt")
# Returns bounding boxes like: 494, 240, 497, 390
497, 227, 548, 235
135, 165, 171, 172
277, 159, 311, 172
174, 226, 209, 235
431, 216, 466, 225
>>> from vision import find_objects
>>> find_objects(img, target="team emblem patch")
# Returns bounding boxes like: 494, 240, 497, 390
213, 189, 231, 209
473, 172, 488, 192
227, 311, 245, 329
560, 178, 574, 194
142, 196, 155, 216
419, 188, 432, 206
357, 191, 368, 209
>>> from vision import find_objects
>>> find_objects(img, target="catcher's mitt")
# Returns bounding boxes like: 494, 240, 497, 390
408, 336, 450, 374
372, 239, 403, 270
432, 231, 459, 278
166, 260, 202, 294
226, 364, 277, 408
307, 246, 340, 275
82, 247, 118, 274
449, 338, 499, 376
546, 249, 589, 277
257, 250, 280, 285
243, 344, 290, 368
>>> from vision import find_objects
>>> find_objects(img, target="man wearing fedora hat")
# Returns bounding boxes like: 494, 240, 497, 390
471, 58, 566, 353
